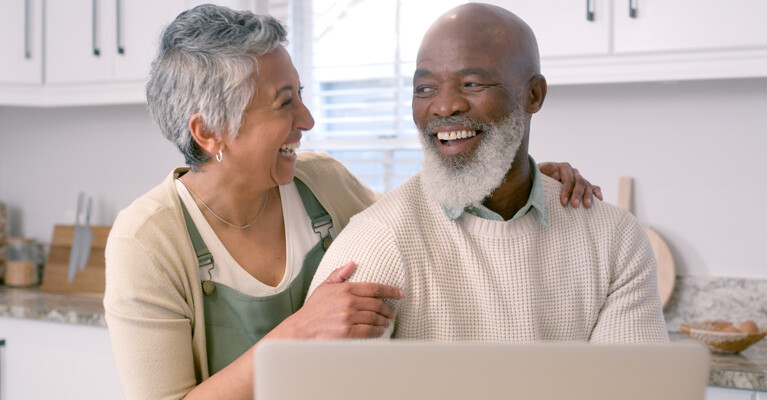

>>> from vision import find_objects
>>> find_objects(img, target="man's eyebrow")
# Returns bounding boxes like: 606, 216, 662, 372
273, 85, 294, 100
413, 69, 434, 80
456, 67, 492, 77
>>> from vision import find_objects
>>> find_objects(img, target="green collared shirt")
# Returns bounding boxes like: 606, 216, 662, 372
442, 155, 549, 227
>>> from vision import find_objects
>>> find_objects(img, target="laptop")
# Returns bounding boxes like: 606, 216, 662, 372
254, 340, 710, 400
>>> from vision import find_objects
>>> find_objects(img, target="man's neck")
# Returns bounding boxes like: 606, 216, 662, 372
481, 152, 532, 221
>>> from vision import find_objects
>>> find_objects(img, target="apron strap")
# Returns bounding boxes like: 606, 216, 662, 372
179, 197, 214, 269
294, 178, 334, 249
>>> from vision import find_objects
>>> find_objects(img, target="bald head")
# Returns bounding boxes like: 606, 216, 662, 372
418, 3, 540, 80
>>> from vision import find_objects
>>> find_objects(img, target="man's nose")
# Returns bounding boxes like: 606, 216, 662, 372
430, 86, 470, 117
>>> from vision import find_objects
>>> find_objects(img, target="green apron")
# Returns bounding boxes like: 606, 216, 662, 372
180, 178, 333, 375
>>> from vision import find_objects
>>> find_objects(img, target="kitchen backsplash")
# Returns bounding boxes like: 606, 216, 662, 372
664, 275, 767, 332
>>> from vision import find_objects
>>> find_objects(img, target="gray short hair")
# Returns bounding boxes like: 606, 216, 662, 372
146, 4, 288, 171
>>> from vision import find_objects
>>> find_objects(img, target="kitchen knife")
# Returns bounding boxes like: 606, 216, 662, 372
78, 197, 93, 270
67, 192, 84, 283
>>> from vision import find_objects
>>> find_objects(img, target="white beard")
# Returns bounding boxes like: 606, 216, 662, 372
419, 106, 527, 211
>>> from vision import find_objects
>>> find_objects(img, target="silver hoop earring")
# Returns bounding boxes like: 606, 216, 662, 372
215, 149, 223, 163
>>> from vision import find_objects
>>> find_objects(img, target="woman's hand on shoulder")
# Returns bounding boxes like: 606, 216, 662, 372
538, 161, 603, 208
270, 262, 404, 339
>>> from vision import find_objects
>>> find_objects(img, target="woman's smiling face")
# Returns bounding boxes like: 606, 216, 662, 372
223, 46, 314, 188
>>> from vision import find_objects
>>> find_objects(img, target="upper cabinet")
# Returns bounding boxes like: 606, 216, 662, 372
613, 0, 767, 54
477, 0, 767, 84
0, 0, 44, 85
490, 0, 611, 58
45, 0, 186, 85
0, 0, 185, 106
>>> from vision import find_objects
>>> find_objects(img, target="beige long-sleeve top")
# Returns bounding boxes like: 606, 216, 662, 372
104, 152, 377, 400
310, 173, 670, 343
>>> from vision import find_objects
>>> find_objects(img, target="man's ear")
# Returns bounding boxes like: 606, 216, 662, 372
188, 113, 222, 155
525, 75, 547, 114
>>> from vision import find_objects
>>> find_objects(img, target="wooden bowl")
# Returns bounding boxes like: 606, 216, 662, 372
680, 321, 767, 354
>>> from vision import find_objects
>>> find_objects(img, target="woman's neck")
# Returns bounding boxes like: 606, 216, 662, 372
180, 167, 275, 228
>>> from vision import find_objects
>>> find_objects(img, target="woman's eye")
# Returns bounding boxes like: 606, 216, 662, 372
298, 86, 304, 99
281, 98, 293, 107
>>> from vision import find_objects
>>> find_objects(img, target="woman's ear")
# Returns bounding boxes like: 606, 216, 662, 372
188, 113, 222, 155
525, 75, 547, 114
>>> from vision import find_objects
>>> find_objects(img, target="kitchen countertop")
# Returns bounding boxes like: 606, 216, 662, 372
0, 286, 764, 391
0, 286, 105, 327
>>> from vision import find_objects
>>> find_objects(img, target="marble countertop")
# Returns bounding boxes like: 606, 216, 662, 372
1, 286, 764, 391
672, 333, 766, 391
0, 286, 105, 327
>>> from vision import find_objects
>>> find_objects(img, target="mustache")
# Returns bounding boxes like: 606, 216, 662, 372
423, 116, 492, 135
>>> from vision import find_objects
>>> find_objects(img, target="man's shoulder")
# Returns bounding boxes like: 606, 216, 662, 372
540, 175, 634, 230
349, 172, 433, 227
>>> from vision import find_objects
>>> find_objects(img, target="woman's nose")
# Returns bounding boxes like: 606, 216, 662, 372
295, 98, 315, 131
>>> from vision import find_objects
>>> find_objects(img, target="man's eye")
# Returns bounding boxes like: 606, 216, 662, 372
414, 86, 436, 96
464, 82, 483, 89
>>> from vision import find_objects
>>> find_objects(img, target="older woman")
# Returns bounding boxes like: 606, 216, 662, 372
104, 4, 601, 400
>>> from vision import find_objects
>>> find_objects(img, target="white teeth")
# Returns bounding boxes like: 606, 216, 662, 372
279, 141, 300, 156
436, 130, 477, 141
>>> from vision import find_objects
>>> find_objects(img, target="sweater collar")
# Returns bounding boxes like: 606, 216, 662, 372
441, 155, 549, 228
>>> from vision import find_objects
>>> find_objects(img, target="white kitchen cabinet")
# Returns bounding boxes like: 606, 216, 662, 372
613, 0, 767, 54
475, 0, 610, 58
0, 0, 44, 85
706, 386, 767, 400
477, 0, 767, 84
45, 0, 185, 84
0, 317, 123, 400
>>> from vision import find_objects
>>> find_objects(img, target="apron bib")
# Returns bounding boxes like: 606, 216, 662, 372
180, 178, 333, 375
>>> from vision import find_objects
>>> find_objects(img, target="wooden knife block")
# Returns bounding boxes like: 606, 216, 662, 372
39, 224, 111, 295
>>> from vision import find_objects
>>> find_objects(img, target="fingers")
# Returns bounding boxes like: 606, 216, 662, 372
557, 163, 575, 207
352, 296, 395, 319
348, 282, 405, 300
349, 324, 388, 338
593, 185, 603, 201
350, 310, 393, 327
323, 261, 356, 284
570, 168, 586, 208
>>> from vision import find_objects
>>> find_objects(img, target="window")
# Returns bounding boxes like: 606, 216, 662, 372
293, 0, 465, 193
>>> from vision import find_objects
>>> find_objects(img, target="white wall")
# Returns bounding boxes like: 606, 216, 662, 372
530, 78, 767, 279
0, 104, 182, 242
1, 78, 766, 279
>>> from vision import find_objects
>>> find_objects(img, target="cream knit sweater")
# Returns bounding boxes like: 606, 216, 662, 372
310, 172, 669, 343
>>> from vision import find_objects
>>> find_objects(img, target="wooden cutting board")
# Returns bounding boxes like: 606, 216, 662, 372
39, 224, 111, 295
617, 178, 675, 308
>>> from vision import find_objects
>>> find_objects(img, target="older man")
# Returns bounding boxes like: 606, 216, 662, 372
308, 3, 668, 343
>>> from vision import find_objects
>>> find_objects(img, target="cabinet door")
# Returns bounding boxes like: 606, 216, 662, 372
113, 0, 186, 81
614, 0, 767, 54
706, 386, 756, 400
0, 0, 44, 84
471, 0, 610, 58
46, 0, 116, 84
0, 317, 123, 399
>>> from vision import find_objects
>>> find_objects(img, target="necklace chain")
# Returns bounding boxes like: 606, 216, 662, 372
179, 179, 268, 229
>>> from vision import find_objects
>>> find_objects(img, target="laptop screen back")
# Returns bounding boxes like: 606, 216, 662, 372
255, 341, 709, 400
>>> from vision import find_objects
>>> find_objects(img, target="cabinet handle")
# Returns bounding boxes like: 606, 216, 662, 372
586, 0, 595, 21
629, 0, 638, 18
92, 0, 101, 56
116, 0, 124, 54
24, 0, 31, 58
